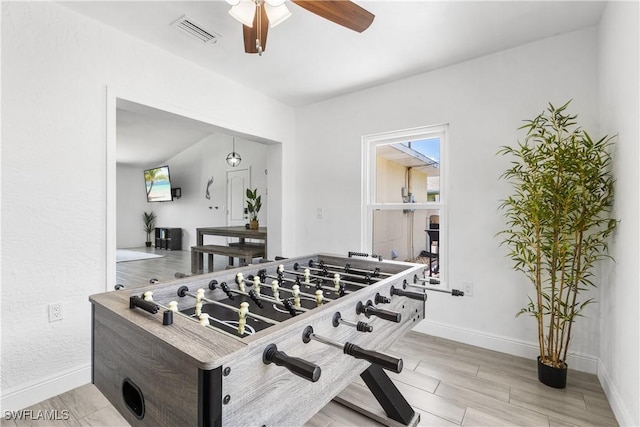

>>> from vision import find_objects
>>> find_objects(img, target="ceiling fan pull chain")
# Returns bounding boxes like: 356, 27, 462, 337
256, 0, 263, 56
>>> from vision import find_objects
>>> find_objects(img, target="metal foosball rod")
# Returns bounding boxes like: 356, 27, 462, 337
215, 279, 311, 313
309, 259, 393, 278
130, 294, 250, 333
298, 261, 384, 283
260, 271, 350, 297
302, 326, 402, 373
413, 274, 442, 285
243, 274, 337, 304
277, 265, 370, 288
332, 312, 373, 333
177, 285, 280, 325
405, 278, 465, 297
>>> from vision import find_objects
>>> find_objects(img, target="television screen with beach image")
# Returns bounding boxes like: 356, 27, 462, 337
144, 165, 173, 202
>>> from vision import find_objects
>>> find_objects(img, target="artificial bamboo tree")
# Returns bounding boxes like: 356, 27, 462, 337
498, 101, 616, 382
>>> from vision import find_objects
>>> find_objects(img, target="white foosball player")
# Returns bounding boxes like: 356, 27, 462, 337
199, 313, 210, 326
315, 289, 324, 306
304, 269, 311, 286
333, 274, 341, 292
168, 301, 178, 312
238, 302, 249, 335
271, 280, 280, 303
292, 284, 301, 307
277, 264, 284, 275
143, 291, 153, 301
236, 273, 245, 292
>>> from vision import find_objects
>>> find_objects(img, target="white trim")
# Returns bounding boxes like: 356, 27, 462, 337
0, 364, 91, 412
412, 319, 599, 374
597, 359, 635, 427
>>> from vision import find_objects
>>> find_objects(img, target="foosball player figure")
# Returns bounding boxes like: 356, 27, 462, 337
271, 280, 280, 303
315, 289, 324, 307
238, 302, 249, 335
304, 268, 311, 286
236, 272, 246, 292
199, 313, 210, 327
168, 301, 178, 312
292, 284, 301, 307
253, 276, 261, 296
333, 274, 341, 292
143, 291, 153, 301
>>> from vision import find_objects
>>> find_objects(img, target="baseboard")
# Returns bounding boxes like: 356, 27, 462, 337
597, 359, 636, 426
0, 363, 92, 412
412, 319, 599, 374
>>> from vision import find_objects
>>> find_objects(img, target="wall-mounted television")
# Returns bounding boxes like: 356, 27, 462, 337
144, 165, 173, 202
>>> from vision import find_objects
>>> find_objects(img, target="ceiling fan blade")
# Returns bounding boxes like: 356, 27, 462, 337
243, 5, 269, 54
291, 0, 374, 33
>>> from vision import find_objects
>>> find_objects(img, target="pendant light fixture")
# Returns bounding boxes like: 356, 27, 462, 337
226, 137, 242, 167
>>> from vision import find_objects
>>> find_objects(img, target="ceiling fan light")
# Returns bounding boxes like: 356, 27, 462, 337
225, 0, 241, 6
264, 0, 286, 6
265, 3, 291, 28
229, 1, 256, 27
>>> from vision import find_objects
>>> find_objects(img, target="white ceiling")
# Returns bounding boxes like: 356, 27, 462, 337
59, 1, 606, 166
60, 1, 606, 107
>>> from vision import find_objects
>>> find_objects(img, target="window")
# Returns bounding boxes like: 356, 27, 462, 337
362, 125, 447, 285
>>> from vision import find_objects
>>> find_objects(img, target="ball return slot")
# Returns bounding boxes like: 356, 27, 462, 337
302, 326, 402, 374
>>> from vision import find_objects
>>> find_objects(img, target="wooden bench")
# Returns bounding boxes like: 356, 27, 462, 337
191, 244, 266, 273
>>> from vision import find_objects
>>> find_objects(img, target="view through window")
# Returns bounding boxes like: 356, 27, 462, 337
364, 126, 446, 282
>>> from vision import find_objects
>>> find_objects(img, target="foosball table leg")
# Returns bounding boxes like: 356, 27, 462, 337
360, 365, 416, 425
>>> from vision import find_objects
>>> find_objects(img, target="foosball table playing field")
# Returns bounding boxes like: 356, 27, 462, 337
91, 253, 462, 426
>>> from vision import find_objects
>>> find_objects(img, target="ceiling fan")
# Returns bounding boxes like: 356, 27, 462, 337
225, 0, 375, 55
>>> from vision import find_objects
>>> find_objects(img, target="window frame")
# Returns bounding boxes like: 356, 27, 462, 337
361, 124, 449, 288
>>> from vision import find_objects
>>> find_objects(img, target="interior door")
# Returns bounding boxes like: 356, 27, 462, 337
226, 168, 250, 227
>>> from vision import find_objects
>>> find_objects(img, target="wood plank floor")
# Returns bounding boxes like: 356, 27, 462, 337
5, 249, 617, 426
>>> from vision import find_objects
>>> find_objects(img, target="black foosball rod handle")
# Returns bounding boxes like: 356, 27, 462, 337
390, 285, 428, 302
343, 342, 403, 374
262, 344, 321, 383
356, 301, 401, 323
129, 296, 160, 314
302, 326, 402, 374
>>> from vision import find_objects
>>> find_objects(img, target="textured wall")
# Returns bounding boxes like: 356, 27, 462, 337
1, 1, 293, 409
294, 28, 602, 366
597, 2, 640, 425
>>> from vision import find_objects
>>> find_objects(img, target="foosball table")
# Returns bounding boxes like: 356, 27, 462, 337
91, 253, 460, 426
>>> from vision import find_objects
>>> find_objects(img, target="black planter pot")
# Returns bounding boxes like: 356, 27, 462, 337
537, 356, 567, 389
145, 241, 152, 248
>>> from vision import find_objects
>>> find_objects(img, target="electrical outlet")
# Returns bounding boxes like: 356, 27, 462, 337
462, 282, 474, 297
48, 303, 63, 322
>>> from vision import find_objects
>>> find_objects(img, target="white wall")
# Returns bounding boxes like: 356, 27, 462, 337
597, 2, 640, 426
116, 164, 150, 248
295, 28, 601, 367
1, 1, 294, 410
116, 136, 270, 249
150, 136, 270, 248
